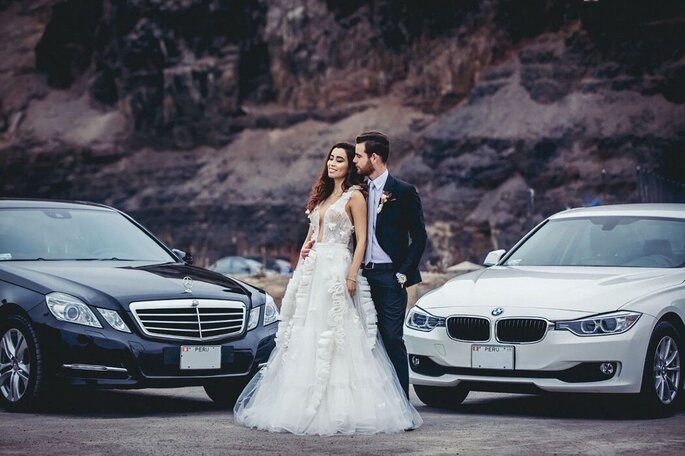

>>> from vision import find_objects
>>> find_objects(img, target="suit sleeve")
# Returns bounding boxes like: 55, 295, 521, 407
398, 184, 427, 276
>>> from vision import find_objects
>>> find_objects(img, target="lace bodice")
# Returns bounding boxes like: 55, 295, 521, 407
309, 186, 361, 246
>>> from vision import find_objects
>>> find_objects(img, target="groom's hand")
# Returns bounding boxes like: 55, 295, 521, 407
300, 240, 315, 259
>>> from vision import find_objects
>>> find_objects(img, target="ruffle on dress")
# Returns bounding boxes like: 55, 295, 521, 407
275, 250, 316, 355
354, 272, 378, 349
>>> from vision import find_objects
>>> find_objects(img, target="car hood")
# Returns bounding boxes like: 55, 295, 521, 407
419, 266, 685, 317
0, 261, 252, 310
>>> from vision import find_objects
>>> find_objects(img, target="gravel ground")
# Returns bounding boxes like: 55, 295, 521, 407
1, 387, 684, 455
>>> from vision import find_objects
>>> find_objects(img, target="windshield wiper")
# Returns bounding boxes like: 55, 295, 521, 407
4, 258, 60, 261
73, 258, 138, 261
1, 257, 150, 262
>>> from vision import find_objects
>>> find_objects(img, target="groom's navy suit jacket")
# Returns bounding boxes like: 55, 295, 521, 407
374, 174, 427, 288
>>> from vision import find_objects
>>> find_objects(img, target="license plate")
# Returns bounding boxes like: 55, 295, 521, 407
471, 344, 515, 370
180, 346, 221, 370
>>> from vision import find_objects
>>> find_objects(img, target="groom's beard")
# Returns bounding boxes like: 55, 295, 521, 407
356, 162, 373, 177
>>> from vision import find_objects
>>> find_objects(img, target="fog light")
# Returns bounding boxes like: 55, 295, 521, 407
410, 355, 421, 367
599, 362, 615, 376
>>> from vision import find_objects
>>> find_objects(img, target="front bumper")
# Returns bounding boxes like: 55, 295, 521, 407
29, 305, 277, 388
405, 313, 655, 394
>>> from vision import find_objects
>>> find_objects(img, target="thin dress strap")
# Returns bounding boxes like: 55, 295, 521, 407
341, 185, 362, 201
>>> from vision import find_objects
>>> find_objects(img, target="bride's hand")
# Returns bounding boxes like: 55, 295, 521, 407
300, 240, 315, 259
346, 277, 356, 296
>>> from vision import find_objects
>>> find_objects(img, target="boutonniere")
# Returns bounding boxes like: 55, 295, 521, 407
377, 191, 396, 214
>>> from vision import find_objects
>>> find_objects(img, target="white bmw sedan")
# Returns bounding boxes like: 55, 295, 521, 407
406, 204, 684, 414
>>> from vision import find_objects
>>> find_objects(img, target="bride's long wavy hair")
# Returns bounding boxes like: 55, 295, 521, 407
306, 142, 367, 212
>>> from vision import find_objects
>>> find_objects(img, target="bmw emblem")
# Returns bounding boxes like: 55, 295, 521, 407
491, 307, 504, 316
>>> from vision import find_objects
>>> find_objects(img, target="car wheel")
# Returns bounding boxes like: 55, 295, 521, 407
413, 384, 469, 409
204, 379, 248, 408
639, 321, 682, 415
0, 314, 46, 411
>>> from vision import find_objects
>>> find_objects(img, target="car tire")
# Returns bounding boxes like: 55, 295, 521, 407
204, 378, 248, 408
639, 320, 682, 416
0, 314, 47, 412
414, 384, 469, 409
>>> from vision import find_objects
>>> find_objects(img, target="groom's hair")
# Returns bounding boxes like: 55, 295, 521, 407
356, 131, 389, 162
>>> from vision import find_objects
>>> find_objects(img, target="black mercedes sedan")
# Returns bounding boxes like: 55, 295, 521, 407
0, 199, 278, 411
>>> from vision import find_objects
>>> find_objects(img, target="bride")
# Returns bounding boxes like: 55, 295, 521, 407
233, 142, 422, 435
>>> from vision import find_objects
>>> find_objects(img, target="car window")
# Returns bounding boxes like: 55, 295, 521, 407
233, 259, 247, 273
504, 216, 685, 268
0, 208, 175, 262
211, 257, 257, 275
244, 258, 262, 272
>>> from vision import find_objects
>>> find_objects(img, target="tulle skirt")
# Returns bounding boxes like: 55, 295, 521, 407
233, 242, 422, 435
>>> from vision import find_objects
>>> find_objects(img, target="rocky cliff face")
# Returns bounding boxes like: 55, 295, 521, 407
1, 0, 684, 267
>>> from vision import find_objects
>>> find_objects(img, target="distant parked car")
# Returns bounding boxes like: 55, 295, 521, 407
271, 258, 293, 276
246, 256, 293, 276
0, 199, 278, 411
209, 256, 263, 276
405, 204, 685, 415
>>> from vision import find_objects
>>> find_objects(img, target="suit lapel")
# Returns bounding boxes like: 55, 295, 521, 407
375, 173, 395, 235
382, 173, 396, 194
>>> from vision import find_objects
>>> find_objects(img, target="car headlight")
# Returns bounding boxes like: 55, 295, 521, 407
46, 292, 102, 328
247, 306, 260, 331
96, 308, 131, 333
406, 306, 445, 332
555, 311, 641, 336
247, 294, 279, 331
263, 293, 279, 326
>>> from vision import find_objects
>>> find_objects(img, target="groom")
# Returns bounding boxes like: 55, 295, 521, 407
353, 131, 427, 397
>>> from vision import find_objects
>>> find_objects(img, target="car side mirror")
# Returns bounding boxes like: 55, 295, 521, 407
172, 249, 193, 265
483, 249, 506, 266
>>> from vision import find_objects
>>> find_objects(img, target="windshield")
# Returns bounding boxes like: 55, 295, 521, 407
504, 216, 685, 268
0, 208, 175, 262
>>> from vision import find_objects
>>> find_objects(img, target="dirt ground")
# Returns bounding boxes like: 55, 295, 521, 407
1, 387, 684, 455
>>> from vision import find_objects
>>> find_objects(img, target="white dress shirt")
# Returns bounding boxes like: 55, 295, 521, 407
365, 170, 393, 265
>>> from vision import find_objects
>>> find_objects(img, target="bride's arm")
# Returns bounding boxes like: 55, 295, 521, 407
346, 190, 367, 295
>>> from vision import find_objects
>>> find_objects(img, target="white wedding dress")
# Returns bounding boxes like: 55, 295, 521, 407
234, 186, 422, 435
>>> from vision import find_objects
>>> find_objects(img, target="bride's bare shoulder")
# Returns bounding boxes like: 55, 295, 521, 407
346, 188, 365, 207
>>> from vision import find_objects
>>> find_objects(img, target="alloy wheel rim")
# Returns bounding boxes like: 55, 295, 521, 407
653, 335, 681, 405
0, 328, 31, 402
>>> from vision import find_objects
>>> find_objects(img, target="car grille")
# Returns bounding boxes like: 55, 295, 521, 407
446, 316, 490, 341
496, 318, 548, 343
129, 299, 246, 341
